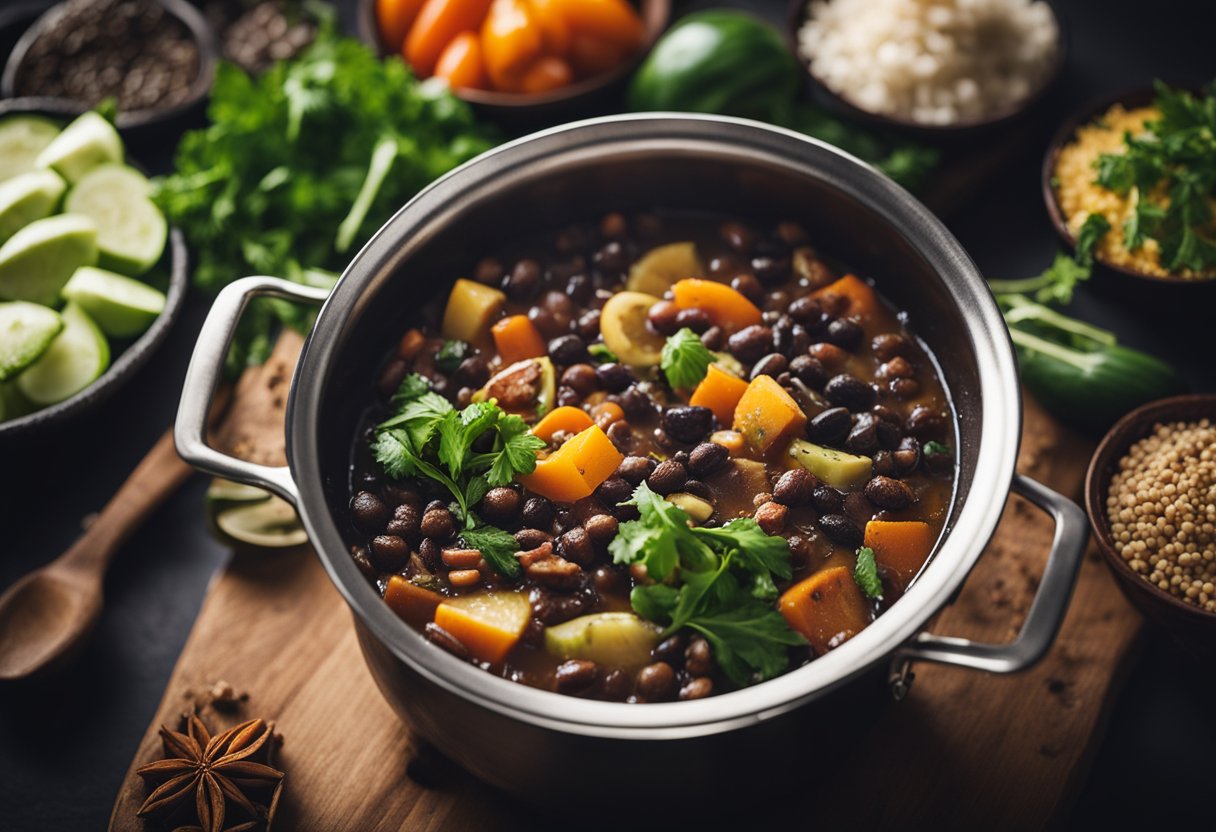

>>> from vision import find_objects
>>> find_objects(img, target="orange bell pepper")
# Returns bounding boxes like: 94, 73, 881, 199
531, 405, 594, 444
551, 0, 644, 49
733, 375, 807, 455
520, 56, 574, 93
518, 424, 623, 502
690, 364, 749, 428
434, 31, 489, 89
481, 0, 543, 92
405, 0, 494, 78
672, 278, 762, 332
779, 566, 871, 655
491, 314, 547, 365
377, 0, 427, 52
810, 274, 879, 321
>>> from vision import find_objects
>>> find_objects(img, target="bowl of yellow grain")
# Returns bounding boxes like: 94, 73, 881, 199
1043, 84, 1216, 286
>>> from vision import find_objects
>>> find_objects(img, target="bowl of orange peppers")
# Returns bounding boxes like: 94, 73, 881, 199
360, 0, 669, 115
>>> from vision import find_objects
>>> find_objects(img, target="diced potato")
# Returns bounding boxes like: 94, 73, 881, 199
667, 492, 713, 523
788, 439, 872, 490
441, 278, 505, 342
434, 590, 532, 665
545, 612, 661, 665
733, 375, 807, 455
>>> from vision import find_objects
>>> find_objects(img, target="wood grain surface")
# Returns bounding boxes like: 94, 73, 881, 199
110, 336, 1144, 831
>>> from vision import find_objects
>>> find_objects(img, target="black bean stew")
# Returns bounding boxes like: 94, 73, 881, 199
347, 212, 956, 702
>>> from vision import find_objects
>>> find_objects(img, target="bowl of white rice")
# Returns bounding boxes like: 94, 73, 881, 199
790, 0, 1064, 135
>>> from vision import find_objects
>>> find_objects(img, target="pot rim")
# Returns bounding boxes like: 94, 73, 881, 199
287, 114, 1022, 737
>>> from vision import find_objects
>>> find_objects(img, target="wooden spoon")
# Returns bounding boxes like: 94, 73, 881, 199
0, 404, 221, 681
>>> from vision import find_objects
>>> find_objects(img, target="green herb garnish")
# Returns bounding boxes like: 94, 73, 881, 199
435, 339, 470, 374
371, 374, 545, 577
610, 482, 806, 685
923, 441, 951, 457
987, 213, 1110, 304
660, 327, 715, 390
853, 547, 882, 600
587, 343, 619, 364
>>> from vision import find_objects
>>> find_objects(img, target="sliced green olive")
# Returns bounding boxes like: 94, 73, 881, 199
473, 356, 555, 422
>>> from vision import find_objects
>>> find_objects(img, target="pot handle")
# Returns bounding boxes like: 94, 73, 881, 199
175, 276, 329, 506
889, 473, 1088, 698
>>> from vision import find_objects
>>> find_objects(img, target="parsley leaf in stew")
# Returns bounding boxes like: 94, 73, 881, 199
661, 327, 716, 390
853, 547, 883, 600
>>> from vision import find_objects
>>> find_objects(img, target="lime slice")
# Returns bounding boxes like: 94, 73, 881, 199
0, 214, 98, 305
0, 301, 63, 381
0, 170, 66, 243
212, 495, 308, 549
16, 301, 109, 405
64, 164, 166, 276
61, 266, 165, 338
35, 112, 123, 184
0, 116, 61, 182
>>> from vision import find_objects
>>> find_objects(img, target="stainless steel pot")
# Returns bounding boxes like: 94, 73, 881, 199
176, 115, 1088, 802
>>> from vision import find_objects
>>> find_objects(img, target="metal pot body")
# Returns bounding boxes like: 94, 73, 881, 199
176, 115, 1089, 801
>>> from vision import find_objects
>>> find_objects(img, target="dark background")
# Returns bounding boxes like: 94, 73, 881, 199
1, 0, 1213, 828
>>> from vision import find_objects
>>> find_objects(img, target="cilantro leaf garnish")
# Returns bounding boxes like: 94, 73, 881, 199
854, 547, 883, 600
611, 482, 805, 686
435, 339, 470, 374
588, 343, 619, 364
461, 524, 522, 579
923, 441, 952, 457
660, 327, 715, 390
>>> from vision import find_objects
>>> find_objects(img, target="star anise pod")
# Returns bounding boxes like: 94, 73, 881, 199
135, 712, 284, 832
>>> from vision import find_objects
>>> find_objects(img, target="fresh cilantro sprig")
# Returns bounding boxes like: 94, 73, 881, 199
661, 327, 715, 390
609, 482, 806, 686
853, 547, 882, 600
986, 213, 1110, 305
371, 374, 545, 577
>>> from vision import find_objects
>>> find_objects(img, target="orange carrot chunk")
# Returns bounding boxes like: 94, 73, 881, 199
518, 424, 623, 502
733, 374, 807, 455
481, 0, 543, 92
690, 364, 750, 427
385, 576, 444, 628
405, 0, 494, 78
531, 405, 594, 443
810, 274, 879, 321
864, 520, 935, 589
779, 566, 871, 655
491, 314, 547, 365
434, 31, 489, 89
519, 56, 574, 93
671, 278, 762, 332
434, 590, 532, 664
377, 0, 427, 52
552, 0, 644, 49
525, 0, 570, 55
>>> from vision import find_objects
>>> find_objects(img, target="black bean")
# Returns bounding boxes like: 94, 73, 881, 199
383, 479, 420, 506
425, 623, 469, 660
687, 442, 729, 478
576, 309, 601, 340
871, 332, 913, 362
684, 637, 714, 676
752, 255, 790, 286
647, 459, 688, 494
636, 662, 677, 701
786, 534, 812, 565
474, 257, 503, 286
386, 503, 421, 539
425, 499, 447, 513
762, 310, 781, 325
377, 359, 409, 397
776, 322, 811, 357
606, 419, 634, 453
595, 475, 634, 507
619, 385, 656, 421
479, 487, 521, 524
556, 386, 581, 407
865, 476, 915, 509
514, 528, 553, 550
647, 300, 681, 336
593, 241, 627, 273
809, 342, 848, 367
585, 514, 619, 547
906, 405, 946, 439
876, 356, 914, 380
351, 491, 390, 532
673, 449, 691, 465
700, 325, 725, 351
807, 407, 852, 444
592, 564, 627, 595
521, 496, 555, 530
720, 220, 757, 253
557, 527, 595, 565
420, 508, 454, 539
811, 485, 844, 513
728, 325, 774, 363
824, 318, 864, 350
505, 259, 541, 299
549, 334, 589, 366
773, 468, 814, 506
617, 455, 656, 484
751, 352, 788, 381
565, 273, 593, 304
776, 221, 807, 245
889, 377, 921, 399
418, 537, 441, 570
600, 669, 631, 700
789, 355, 828, 389
681, 479, 713, 500
601, 212, 627, 239
819, 514, 862, 548
554, 660, 599, 694
453, 356, 489, 389
824, 374, 877, 411
369, 535, 409, 571
875, 418, 902, 450
892, 437, 921, 474
661, 406, 714, 444
596, 362, 633, 392
730, 273, 764, 304
561, 364, 598, 396
845, 413, 880, 454
680, 678, 715, 700
652, 633, 686, 664
673, 307, 712, 334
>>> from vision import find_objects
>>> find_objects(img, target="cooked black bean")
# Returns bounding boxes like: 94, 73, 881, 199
889, 377, 921, 399
684, 637, 713, 676
377, 359, 409, 397
561, 364, 598, 396
775, 322, 811, 357
789, 355, 828, 389
549, 334, 589, 366
453, 356, 489, 389
619, 385, 656, 421
807, 406, 852, 444
845, 413, 879, 454
825, 318, 864, 350
370, 535, 409, 571
873, 450, 897, 477
382, 480, 421, 507
557, 527, 595, 565
906, 404, 946, 438
871, 332, 913, 361
751, 352, 788, 381
647, 459, 688, 494
730, 273, 764, 303
824, 374, 878, 411
652, 633, 687, 664
420, 507, 454, 539
351, 491, 390, 532
674, 307, 713, 333
592, 564, 627, 596
892, 437, 921, 474
617, 455, 656, 484
679, 678, 715, 701
752, 255, 790, 286
728, 325, 774, 363
386, 503, 421, 539
647, 300, 681, 336
418, 537, 441, 570
700, 325, 725, 351
687, 442, 729, 478
600, 669, 631, 700
819, 513, 862, 548
479, 487, 521, 523
681, 479, 713, 501
865, 476, 915, 509
595, 362, 633, 392
720, 220, 757, 253
556, 386, 581, 407
593, 241, 627, 273
661, 406, 714, 444
606, 419, 633, 452
576, 309, 601, 339
425, 623, 470, 660
786, 534, 812, 565
636, 662, 677, 701
754, 500, 788, 534
585, 514, 619, 547
505, 259, 541, 299
773, 468, 814, 506
809, 342, 848, 368
672, 450, 691, 465
877, 356, 914, 380
521, 496, 555, 530
811, 485, 843, 513
595, 475, 634, 506
565, 273, 593, 304
474, 257, 503, 286
601, 212, 627, 239
761, 310, 781, 325
776, 221, 807, 245
514, 528, 553, 550
875, 418, 902, 450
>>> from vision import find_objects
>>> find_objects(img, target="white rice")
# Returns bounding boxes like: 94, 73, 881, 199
798, 0, 1060, 125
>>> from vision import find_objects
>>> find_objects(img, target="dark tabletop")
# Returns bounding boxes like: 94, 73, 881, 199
1, 1, 1213, 829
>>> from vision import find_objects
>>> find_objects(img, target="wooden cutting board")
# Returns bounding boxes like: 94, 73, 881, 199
109, 337, 1143, 831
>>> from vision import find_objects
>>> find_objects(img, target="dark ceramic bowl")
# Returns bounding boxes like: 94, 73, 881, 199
0, 99, 189, 440
356, 0, 669, 125
1042, 86, 1216, 287
0, 0, 217, 131
786, 0, 1066, 141
1085, 394, 1216, 658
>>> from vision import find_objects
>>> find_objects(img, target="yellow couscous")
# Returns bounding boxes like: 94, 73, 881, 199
1054, 104, 1216, 280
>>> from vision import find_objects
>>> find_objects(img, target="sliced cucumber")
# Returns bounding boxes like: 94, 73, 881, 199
212, 494, 308, 549
35, 112, 123, 184
61, 266, 165, 338
0, 301, 62, 381
16, 302, 109, 405
64, 164, 166, 276
0, 214, 98, 305
0, 116, 61, 182
0, 170, 66, 243
545, 612, 662, 666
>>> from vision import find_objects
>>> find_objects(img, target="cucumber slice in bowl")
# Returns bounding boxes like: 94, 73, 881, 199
62, 266, 166, 338
34, 111, 123, 184
65, 164, 166, 276
0, 213, 98, 305
0, 115, 61, 182
0, 170, 66, 243
16, 302, 109, 405
0, 301, 62, 381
